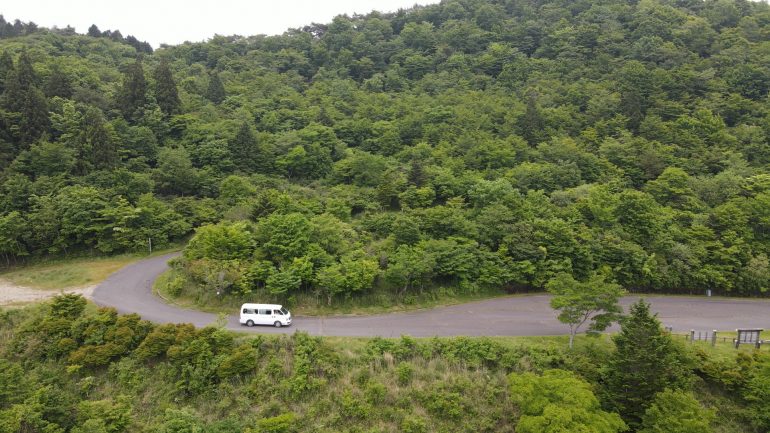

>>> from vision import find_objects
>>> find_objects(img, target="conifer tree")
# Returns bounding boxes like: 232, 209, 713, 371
2, 49, 36, 112
206, 72, 225, 104
117, 58, 147, 120
14, 49, 36, 89
228, 122, 274, 173
0, 50, 13, 94
153, 58, 180, 115
602, 300, 692, 430
519, 92, 545, 146
45, 62, 72, 98
81, 107, 117, 171
18, 86, 50, 145
87, 24, 101, 38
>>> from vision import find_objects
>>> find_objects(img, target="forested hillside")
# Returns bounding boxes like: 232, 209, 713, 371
1, 0, 770, 306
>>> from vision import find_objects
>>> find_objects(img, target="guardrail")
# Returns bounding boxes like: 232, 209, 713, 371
667, 328, 765, 349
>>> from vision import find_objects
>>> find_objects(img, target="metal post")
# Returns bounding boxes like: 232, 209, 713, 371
712, 330, 717, 347
690, 329, 695, 344
148, 237, 152, 254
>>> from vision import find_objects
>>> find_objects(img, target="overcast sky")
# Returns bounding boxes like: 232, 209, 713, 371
2, 0, 440, 47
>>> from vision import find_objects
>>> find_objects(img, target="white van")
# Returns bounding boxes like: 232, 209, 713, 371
239, 303, 292, 328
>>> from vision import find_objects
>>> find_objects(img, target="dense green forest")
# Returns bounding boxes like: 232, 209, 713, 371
1, 0, 770, 308
1, 294, 768, 432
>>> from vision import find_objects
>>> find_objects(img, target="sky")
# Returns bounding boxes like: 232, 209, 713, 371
2, 0, 441, 47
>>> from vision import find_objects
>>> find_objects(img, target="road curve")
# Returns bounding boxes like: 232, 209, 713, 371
92, 253, 770, 337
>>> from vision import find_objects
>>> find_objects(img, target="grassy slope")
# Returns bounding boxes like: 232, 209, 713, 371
0, 300, 762, 433
0, 247, 182, 290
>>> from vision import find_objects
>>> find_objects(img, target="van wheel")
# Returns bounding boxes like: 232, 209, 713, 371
246, 320, 254, 327
274, 321, 282, 328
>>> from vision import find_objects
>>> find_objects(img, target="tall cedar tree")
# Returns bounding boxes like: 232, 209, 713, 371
79, 107, 117, 172
229, 122, 259, 172
602, 299, 692, 430
87, 24, 101, 38
153, 58, 180, 115
206, 72, 225, 104
519, 93, 545, 146
3, 49, 36, 112
2, 50, 49, 145
117, 58, 147, 120
0, 50, 13, 93
45, 62, 72, 98
18, 87, 50, 145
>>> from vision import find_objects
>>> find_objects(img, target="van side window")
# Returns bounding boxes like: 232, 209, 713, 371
243, 308, 255, 314
273, 310, 283, 315
258, 309, 271, 315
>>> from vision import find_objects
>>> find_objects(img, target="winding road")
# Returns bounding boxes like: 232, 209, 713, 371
92, 253, 770, 337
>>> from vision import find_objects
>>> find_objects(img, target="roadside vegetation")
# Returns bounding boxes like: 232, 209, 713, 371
1, 294, 768, 432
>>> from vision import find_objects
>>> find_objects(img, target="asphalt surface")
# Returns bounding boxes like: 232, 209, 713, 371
92, 253, 770, 337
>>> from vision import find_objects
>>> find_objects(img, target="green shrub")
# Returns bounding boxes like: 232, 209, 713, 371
217, 345, 258, 379
396, 362, 413, 386
166, 275, 186, 297
253, 412, 296, 433
400, 416, 428, 433
364, 380, 387, 404
639, 389, 714, 433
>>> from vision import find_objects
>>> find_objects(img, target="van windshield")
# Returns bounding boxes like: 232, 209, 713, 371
280, 308, 289, 315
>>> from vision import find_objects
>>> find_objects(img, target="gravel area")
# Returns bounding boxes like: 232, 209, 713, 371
0, 279, 94, 306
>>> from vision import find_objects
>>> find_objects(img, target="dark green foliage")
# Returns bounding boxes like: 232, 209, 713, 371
602, 300, 693, 429
205, 72, 225, 104
17, 86, 50, 145
45, 62, 72, 98
153, 58, 180, 116
229, 122, 271, 173
117, 59, 147, 120
0, 50, 13, 93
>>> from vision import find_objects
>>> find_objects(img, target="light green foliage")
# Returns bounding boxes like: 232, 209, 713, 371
249, 413, 295, 433
509, 370, 627, 433
256, 213, 312, 263
743, 354, 770, 431
1, 0, 770, 311
639, 389, 714, 433
546, 272, 625, 348
316, 250, 378, 304
185, 222, 255, 261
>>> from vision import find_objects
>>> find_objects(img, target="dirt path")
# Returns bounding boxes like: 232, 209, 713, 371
0, 279, 95, 306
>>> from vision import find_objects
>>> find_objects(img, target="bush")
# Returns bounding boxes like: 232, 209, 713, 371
400, 416, 428, 433
639, 389, 714, 433
252, 413, 296, 433
217, 345, 258, 379
396, 362, 413, 386
165, 275, 186, 297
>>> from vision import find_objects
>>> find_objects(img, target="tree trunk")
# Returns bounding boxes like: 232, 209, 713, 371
569, 329, 576, 349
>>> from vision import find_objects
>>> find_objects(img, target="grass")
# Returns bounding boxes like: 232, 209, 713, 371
0, 246, 181, 290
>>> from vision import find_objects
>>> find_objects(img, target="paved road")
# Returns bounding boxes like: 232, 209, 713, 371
92, 253, 770, 337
